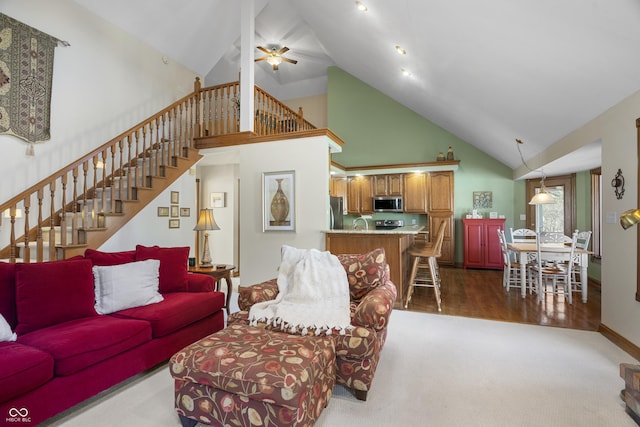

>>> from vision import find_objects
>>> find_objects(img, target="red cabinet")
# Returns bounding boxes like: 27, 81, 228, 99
463, 218, 506, 269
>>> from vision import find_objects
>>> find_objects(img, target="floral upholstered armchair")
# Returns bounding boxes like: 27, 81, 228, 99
228, 247, 397, 401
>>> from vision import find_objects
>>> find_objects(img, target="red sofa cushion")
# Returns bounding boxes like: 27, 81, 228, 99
18, 316, 151, 376
135, 245, 189, 293
112, 291, 225, 337
0, 341, 54, 402
337, 247, 388, 300
84, 248, 136, 266
0, 262, 16, 329
15, 259, 97, 335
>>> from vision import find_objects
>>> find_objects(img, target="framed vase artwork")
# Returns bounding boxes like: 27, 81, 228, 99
262, 170, 295, 232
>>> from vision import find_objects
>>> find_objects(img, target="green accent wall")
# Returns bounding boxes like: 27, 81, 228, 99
328, 67, 516, 263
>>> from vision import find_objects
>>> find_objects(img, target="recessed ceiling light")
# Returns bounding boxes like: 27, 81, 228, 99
395, 45, 406, 55
401, 68, 412, 77
355, 1, 368, 12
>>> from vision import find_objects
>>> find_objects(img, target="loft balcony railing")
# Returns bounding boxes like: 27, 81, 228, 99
0, 78, 313, 262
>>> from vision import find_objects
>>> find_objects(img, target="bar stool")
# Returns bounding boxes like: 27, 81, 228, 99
405, 220, 447, 311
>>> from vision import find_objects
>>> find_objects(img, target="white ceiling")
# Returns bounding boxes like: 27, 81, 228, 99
74, 0, 640, 178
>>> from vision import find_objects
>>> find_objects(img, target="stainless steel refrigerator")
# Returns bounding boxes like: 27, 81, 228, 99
329, 196, 344, 230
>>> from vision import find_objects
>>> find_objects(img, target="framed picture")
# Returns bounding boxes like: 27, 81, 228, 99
169, 219, 180, 229
211, 192, 226, 208
473, 191, 492, 209
170, 205, 179, 217
170, 191, 179, 204
157, 207, 169, 217
180, 207, 190, 217
262, 170, 295, 232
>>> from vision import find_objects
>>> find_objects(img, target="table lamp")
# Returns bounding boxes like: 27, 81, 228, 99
193, 208, 220, 267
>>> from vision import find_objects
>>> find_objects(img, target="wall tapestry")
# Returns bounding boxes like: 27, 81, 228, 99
0, 13, 67, 144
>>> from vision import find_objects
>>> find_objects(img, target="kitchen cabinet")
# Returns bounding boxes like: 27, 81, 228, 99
462, 218, 506, 269
403, 172, 427, 213
373, 174, 403, 196
347, 176, 373, 214
427, 171, 454, 212
330, 176, 348, 215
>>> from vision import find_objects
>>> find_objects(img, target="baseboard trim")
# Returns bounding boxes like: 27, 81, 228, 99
600, 323, 640, 361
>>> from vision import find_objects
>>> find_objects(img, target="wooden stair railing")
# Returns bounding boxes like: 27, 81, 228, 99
0, 78, 312, 262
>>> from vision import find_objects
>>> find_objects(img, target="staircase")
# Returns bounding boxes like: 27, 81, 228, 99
0, 78, 314, 262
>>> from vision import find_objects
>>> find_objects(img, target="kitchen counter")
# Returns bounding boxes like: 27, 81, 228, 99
324, 225, 425, 234
325, 227, 425, 309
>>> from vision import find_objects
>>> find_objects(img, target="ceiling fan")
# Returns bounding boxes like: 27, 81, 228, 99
255, 46, 298, 71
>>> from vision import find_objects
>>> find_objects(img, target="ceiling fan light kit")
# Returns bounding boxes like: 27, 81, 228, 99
255, 45, 298, 71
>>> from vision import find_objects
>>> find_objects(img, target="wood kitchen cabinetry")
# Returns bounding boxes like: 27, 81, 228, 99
347, 175, 373, 214
372, 174, 403, 196
403, 172, 428, 213
427, 171, 454, 265
462, 218, 506, 269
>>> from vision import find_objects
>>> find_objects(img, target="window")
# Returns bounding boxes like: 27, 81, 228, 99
526, 174, 576, 235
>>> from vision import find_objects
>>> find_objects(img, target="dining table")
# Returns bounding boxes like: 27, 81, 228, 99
506, 242, 592, 302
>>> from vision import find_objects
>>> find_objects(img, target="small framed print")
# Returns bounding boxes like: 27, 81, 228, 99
170, 205, 179, 217
169, 219, 180, 229
157, 207, 169, 217
170, 191, 179, 204
180, 207, 190, 217
211, 192, 226, 208
473, 191, 492, 209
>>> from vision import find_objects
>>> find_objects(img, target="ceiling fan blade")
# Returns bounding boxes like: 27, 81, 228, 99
256, 46, 271, 55
281, 57, 298, 64
254, 57, 268, 62
276, 46, 289, 55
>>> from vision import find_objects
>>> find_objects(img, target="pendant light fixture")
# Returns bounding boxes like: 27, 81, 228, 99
516, 139, 556, 205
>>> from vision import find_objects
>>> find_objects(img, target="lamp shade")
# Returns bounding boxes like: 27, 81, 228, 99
620, 208, 640, 230
193, 209, 220, 231
528, 189, 556, 205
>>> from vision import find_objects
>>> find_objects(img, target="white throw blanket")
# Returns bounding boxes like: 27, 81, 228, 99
248, 245, 352, 335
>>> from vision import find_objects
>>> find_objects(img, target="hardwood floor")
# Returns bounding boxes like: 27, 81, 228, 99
404, 266, 601, 331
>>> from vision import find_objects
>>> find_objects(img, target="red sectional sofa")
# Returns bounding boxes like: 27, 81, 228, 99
0, 245, 226, 426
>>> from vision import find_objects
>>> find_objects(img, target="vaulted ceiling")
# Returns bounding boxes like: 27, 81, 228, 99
75, 0, 640, 178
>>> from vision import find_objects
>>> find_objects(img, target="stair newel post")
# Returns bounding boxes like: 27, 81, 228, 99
133, 130, 140, 188
225, 85, 232, 134
8, 205, 16, 263
72, 167, 79, 244
161, 113, 167, 168
110, 144, 118, 211
141, 126, 148, 188
99, 150, 107, 216
49, 180, 56, 261
167, 109, 175, 163
187, 96, 194, 149
212, 87, 218, 136
23, 197, 30, 263
194, 76, 201, 138
37, 188, 44, 262
82, 161, 89, 229
298, 106, 304, 130
177, 103, 184, 157
60, 174, 67, 248
92, 155, 99, 225
126, 135, 133, 200
149, 120, 157, 177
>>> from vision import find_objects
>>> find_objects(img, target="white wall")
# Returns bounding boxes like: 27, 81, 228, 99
1, 0, 197, 203
199, 136, 333, 286
535, 88, 640, 347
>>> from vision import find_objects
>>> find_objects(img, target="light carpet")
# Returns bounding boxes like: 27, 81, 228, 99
44, 309, 638, 427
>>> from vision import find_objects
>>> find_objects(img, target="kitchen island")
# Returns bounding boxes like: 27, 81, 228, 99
325, 225, 424, 309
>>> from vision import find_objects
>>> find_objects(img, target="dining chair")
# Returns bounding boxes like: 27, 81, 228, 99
539, 231, 573, 244
497, 229, 533, 294
510, 228, 537, 243
528, 231, 578, 304
405, 220, 447, 311
570, 230, 592, 294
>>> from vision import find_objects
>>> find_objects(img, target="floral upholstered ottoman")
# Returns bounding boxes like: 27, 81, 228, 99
169, 324, 336, 427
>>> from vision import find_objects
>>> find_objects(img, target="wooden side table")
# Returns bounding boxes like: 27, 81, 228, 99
188, 264, 235, 315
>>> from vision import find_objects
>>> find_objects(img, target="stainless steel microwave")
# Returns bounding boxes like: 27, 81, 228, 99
373, 196, 403, 212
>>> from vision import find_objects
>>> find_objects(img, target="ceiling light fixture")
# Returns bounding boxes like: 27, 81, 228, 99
395, 45, 406, 55
266, 56, 282, 67
355, 1, 368, 12
515, 139, 555, 205
401, 68, 412, 77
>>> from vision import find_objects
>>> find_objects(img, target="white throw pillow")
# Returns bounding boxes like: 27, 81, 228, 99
93, 259, 163, 315
0, 313, 16, 342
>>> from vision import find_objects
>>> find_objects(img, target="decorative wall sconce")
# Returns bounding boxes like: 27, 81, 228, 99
612, 169, 625, 199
